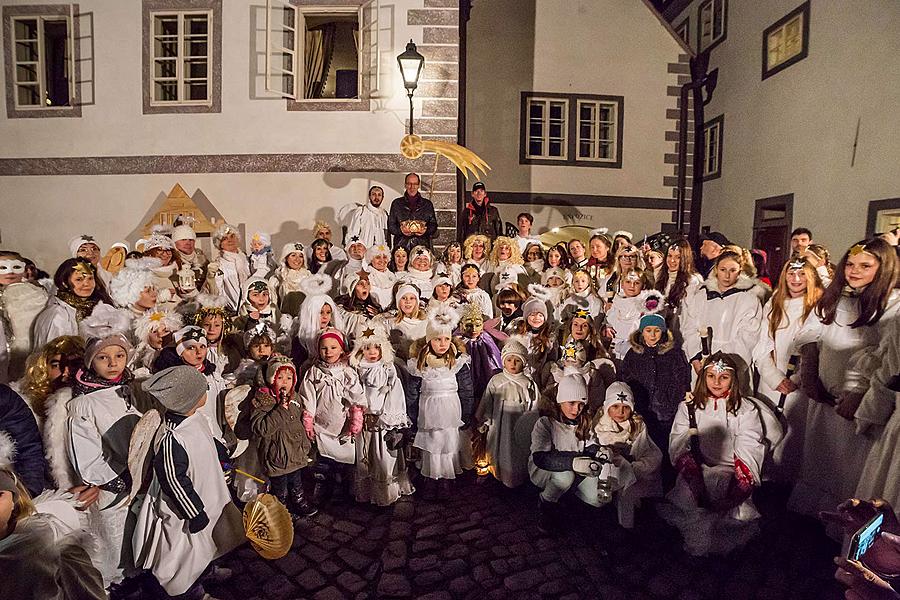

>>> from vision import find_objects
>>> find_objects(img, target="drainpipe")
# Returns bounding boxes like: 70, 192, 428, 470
457, 0, 472, 241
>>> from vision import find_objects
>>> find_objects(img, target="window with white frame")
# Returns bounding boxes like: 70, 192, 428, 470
526, 97, 568, 160
150, 11, 211, 105
698, 0, 727, 53
142, 0, 221, 114
3, 4, 80, 118
702, 114, 724, 180
265, 0, 381, 107
520, 92, 623, 168
576, 99, 618, 163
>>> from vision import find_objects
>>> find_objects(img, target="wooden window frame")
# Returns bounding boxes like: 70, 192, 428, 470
762, 1, 810, 81
701, 113, 724, 181
697, 0, 727, 53
148, 10, 213, 107
519, 91, 624, 169
3, 3, 81, 119
674, 16, 689, 46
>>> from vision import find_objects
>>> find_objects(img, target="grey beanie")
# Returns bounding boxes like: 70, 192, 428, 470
142, 365, 208, 414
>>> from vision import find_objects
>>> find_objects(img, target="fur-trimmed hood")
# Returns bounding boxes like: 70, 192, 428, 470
627, 328, 676, 354
702, 270, 756, 298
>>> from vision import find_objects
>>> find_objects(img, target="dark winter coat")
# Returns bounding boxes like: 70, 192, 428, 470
249, 389, 311, 477
461, 198, 502, 240
388, 193, 438, 251
0, 384, 48, 496
620, 330, 691, 421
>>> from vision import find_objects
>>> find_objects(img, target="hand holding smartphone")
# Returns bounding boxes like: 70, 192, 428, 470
847, 511, 885, 561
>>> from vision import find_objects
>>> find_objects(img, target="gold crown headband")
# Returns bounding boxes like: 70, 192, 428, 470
849, 243, 871, 257
72, 261, 94, 277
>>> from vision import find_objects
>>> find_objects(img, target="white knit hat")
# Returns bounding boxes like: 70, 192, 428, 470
541, 267, 567, 286
522, 284, 551, 320
69, 234, 100, 257
108, 257, 160, 307
426, 305, 460, 341
501, 336, 528, 362
410, 245, 433, 266
556, 372, 589, 404
280, 241, 305, 262
603, 381, 635, 410
350, 322, 395, 365
366, 244, 390, 263
175, 325, 208, 356
79, 303, 134, 367
431, 272, 453, 289
172, 224, 196, 242
395, 283, 421, 306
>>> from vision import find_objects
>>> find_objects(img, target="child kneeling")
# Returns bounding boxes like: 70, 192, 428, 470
592, 382, 662, 528
529, 372, 606, 531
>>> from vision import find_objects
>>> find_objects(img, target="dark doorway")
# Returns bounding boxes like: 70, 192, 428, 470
752, 194, 793, 282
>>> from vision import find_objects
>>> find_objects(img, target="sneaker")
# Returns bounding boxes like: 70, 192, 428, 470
291, 495, 319, 518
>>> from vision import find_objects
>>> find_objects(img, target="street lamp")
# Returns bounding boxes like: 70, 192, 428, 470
397, 39, 425, 135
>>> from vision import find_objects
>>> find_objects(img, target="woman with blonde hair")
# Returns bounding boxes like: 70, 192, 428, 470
606, 244, 647, 295
14, 336, 84, 427
489, 236, 526, 292
751, 257, 823, 481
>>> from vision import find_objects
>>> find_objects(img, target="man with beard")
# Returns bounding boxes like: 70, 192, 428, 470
338, 185, 390, 248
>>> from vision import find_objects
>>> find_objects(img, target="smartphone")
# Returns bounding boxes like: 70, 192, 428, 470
847, 511, 885, 561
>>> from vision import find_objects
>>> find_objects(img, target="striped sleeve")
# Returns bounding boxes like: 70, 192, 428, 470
152, 432, 205, 520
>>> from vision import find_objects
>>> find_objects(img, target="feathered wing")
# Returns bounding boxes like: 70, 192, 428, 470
0, 430, 15, 470
43, 387, 79, 489
78, 303, 133, 340
422, 140, 491, 180
299, 273, 333, 296
127, 409, 162, 501
527, 283, 554, 303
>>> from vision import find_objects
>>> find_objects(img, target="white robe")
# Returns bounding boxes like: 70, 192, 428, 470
66, 385, 142, 586
789, 292, 900, 518
408, 355, 471, 480
132, 413, 239, 595
366, 268, 396, 310
353, 360, 413, 506
457, 287, 494, 319
606, 293, 650, 360
663, 398, 765, 556
300, 362, 366, 464
31, 297, 78, 351
380, 315, 427, 362
339, 202, 389, 248
214, 251, 250, 313
752, 296, 809, 481
856, 316, 900, 509
1, 282, 48, 382
478, 370, 539, 488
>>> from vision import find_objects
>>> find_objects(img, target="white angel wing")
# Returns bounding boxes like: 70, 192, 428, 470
127, 409, 162, 501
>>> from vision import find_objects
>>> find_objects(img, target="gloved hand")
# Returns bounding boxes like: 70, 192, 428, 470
207, 261, 219, 275
220, 460, 234, 485
572, 456, 602, 476
188, 511, 210, 534
302, 410, 316, 440
733, 456, 754, 492
348, 405, 364, 435
157, 288, 174, 304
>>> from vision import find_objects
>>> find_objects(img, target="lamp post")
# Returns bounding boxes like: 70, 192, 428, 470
397, 39, 425, 135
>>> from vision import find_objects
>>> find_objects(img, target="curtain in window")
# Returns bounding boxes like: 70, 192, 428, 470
304, 23, 336, 99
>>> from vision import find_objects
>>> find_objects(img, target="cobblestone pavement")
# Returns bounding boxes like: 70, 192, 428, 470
127, 474, 845, 600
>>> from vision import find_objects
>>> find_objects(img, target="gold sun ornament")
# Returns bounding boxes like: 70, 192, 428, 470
400, 134, 491, 181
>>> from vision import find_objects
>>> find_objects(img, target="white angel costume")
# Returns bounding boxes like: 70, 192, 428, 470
213, 250, 250, 313
300, 361, 366, 464
0, 281, 48, 382
477, 369, 539, 488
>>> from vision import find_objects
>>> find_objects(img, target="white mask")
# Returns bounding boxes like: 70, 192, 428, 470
0, 259, 26, 275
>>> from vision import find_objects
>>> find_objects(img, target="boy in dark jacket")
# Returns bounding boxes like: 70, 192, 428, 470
250, 355, 316, 518
620, 314, 691, 488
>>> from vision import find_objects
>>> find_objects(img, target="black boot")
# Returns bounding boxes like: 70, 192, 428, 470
289, 476, 318, 518
538, 498, 557, 534
312, 473, 333, 507
269, 475, 289, 508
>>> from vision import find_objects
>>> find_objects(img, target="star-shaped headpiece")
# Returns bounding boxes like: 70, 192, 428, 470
704, 358, 734, 374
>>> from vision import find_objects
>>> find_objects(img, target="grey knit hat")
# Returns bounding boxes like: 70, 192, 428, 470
142, 365, 208, 415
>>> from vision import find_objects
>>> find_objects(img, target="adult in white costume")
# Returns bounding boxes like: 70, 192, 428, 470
338, 185, 390, 248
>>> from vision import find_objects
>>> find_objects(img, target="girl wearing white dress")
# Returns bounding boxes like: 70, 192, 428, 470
349, 324, 414, 506
789, 239, 900, 519
397, 245, 435, 300
269, 241, 310, 315
751, 257, 823, 482
455, 263, 494, 319
365, 244, 397, 309
663, 352, 765, 556
406, 307, 474, 486
209, 223, 250, 313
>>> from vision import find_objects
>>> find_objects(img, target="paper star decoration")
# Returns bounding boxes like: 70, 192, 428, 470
617, 391, 629, 403
362, 327, 375, 338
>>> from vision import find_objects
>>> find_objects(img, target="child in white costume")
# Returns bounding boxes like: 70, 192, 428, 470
130, 308, 183, 378
529, 372, 606, 532
364, 244, 397, 309
269, 242, 310, 315
66, 304, 141, 587
407, 306, 474, 482
248, 231, 278, 278
605, 271, 662, 360
349, 324, 414, 506
398, 245, 436, 300
662, 352, 765, 556
593, 382, 662, 528
210, 223, 251, 313
300, 327, 366, 502
133, 366, 242, 599
477, 336, 539, 488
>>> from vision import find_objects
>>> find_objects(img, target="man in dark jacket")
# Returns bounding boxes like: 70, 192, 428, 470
0, 384, 48, 497
388, 172, 438, 252
461, 181, 502, 240
696, 231, 730, 278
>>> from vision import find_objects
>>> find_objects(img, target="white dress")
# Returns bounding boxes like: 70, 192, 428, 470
606, 293, 650, 360
132, 412, 239, 595
354, 360, 413, 505
751, 297, 808, 481
408, 355, 471, 480
214, 251, 250, 312
380, 314, 427, 362
856, 316, 900, 508
66, 385, 142, 586
789, 292, 900, 518
477, 370, 539, 488
662, 398, 765, 556
0, 281, 48, 381
366, 268, 397, 310
300, 361, 366, 464
338, 202, 388, 248
458, 287, 494, 319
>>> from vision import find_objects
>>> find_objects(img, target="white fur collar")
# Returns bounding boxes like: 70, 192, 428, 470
0, 430, 16, 470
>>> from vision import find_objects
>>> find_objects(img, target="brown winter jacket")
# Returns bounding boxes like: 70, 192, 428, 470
249, 389, 311, 477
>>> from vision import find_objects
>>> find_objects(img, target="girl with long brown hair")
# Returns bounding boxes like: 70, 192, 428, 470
654, 238, 703, 347
790, 238, 899, 518
752, 257, 823, 481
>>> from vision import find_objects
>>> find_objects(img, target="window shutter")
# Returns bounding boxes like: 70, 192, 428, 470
359, 0, 380, 97
265, 0, 299, 99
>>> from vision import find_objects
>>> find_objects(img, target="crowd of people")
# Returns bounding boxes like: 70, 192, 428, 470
1, 173, 899, 599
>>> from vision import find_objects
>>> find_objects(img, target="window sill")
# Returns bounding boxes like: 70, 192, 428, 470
6, 105, 82, 119
286, 98, 371, 112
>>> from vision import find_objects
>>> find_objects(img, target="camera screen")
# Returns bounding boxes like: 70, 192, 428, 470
849, 513, 884, 561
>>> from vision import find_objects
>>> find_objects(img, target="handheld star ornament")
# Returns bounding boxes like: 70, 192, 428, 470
400, 134, 491, 180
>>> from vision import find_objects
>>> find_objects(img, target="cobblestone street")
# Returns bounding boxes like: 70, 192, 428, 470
172, 473, 845, 600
